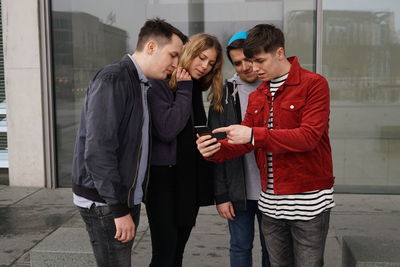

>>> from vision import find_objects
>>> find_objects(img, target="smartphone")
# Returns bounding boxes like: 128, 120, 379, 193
194, 125, 217, 147
194, 125, 213, 137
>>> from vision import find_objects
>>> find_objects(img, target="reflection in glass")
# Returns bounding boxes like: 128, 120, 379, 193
52, 8, 129, 186
323, 1, 400, 192
284, 0, 316, 71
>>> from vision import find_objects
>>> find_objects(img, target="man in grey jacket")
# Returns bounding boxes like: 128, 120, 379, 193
71, 18, 187, 267
208, 31, 270, 267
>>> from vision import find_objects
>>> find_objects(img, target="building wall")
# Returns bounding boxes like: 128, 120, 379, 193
2, 0, 46, 187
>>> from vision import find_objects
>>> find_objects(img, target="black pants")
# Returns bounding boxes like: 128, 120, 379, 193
146, 165, 196, 267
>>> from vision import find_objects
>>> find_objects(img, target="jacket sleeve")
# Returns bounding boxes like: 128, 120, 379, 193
208, 104, 230, 204
148, 79, 193, 142
207, 106, 254, 163
253, 76, 330, 153
84, 73, 130, 218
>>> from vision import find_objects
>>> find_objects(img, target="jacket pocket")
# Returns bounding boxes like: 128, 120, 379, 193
278, 99, 305, 128
245, 103, 265, 126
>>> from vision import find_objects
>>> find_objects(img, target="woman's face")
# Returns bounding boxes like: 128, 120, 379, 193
188, 48, 217, 80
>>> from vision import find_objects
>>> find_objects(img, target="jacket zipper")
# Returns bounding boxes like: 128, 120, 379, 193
127, 142, 142, 208
142, 119, 152, 202
127, 106, 145, 208
230, 86, 247, 210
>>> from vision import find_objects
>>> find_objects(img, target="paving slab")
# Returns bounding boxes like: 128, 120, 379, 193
10, 251, 30, 267
30, 227, 96, 267
60, 213, 85, 228
192, 212, 228, 235
0, 189, 77, 267
0, 231, 53, 266
132, 226, 233, 267
14, 188, 74, 207
197, 205, 220, 215
0, 206, 77, 235
0, 187, 40, 206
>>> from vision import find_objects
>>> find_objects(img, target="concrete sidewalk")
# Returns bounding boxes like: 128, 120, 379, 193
1, 186, 400, 266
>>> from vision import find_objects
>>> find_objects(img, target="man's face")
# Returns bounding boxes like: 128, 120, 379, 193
229, 48, 258, 83
147, 34, 183, 80
251, 48, 283, 81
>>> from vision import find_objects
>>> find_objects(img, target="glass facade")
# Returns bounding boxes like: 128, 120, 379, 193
323, 0, 400, 193
50, 0, 399, 192
51, 0, 316, 187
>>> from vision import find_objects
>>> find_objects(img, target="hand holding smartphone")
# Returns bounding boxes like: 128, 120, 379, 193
195, 125, 221, 157
194, 125, 217, 146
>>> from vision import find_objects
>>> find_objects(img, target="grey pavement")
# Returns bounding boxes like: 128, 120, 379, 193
0, 186, 400, 266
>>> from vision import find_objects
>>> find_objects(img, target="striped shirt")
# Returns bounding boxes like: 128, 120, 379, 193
258, 73, 335, 221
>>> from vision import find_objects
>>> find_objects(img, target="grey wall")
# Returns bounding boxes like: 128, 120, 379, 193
2, 0, 46, 187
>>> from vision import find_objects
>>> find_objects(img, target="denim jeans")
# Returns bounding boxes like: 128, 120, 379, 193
261, 210, 331, 267
78, 204, 141, 267
228, 200, 270, 267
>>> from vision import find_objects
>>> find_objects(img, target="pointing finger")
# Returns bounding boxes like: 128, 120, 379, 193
212, 126, 231, 134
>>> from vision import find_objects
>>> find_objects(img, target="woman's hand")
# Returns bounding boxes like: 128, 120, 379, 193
196, 135, 221, 158
176, 67, 192, 82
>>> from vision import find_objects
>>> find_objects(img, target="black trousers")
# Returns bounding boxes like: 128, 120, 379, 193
146, 165, 197, 267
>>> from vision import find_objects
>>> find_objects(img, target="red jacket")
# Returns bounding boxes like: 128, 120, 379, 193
209, 57, 334, 194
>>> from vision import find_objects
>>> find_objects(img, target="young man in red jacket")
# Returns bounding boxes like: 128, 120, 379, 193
197, 24, 335, 266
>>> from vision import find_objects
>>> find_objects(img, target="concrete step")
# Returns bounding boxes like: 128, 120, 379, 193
342, 236, 400, 267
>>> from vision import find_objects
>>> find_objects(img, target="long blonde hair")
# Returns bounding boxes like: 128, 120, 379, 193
169, 33, 224, 112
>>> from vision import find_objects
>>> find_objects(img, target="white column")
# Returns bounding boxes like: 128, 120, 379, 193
3, 0, 46, 187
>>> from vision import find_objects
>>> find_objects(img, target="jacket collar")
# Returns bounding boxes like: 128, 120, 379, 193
284, 56, 301, 86
257, 56, 301, 94
121, 54, 140, 84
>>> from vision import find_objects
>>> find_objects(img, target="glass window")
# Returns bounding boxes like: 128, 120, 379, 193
284, 0, 316, 71
323, 0, 400, 193
51, 0, 316, 187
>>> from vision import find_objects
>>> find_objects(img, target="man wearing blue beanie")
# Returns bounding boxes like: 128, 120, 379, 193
208, 31, 270, 267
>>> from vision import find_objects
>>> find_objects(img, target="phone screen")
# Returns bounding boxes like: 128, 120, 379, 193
194, 125, 212, 136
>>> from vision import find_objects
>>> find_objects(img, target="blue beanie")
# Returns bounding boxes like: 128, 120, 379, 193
227, 31, 247, 46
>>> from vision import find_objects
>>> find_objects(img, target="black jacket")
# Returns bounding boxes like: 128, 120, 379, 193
72, 55, 150, 218
148, 79, 214, 226
148, 79, 193, 165
208, 79, 248, 211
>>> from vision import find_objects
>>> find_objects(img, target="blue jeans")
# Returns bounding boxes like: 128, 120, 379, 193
78, 204, 141, 267
261, 210, 330, 267
228, 200, 270, 267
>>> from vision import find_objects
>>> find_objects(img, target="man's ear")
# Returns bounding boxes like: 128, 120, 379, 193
145, 40, 157, 55
276, 47, 285, 60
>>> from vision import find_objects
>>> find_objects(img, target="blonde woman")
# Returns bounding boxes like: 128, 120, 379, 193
146, 33, 223, 267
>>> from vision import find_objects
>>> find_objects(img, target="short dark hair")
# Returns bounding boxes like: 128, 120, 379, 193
136, 18, 188, 51
243, 24, 285, 59
226, 39, 245, 64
